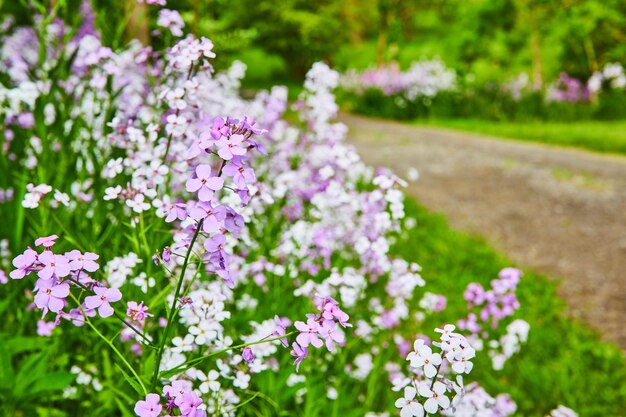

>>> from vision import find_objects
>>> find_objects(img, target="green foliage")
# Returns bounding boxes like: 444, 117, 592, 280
418, 118, 626, 155
394, 199, 626, 416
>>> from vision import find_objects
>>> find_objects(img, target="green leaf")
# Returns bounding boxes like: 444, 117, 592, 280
114, 363, 144, 396
30, 372, 75, 395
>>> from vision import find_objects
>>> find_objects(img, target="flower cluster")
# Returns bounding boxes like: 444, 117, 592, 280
458, 268, 522, 336
546, 73, 590, 103
394, 325, 475, 416
588, 62, 626, 93
135, 383, 207, 417
292, 296, 351, 370
342, 59, 456, 102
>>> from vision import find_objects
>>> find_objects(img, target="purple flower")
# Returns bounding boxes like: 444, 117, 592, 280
37, 320, 56, 336
84, 286, 122, 318
211, 117, 229, 140
35, 235, 59, 248
290, 342, 308, 372
34, 280, 70, 315
215, 134, 247, 160
163, 379, 190, 405
134, 393, 162, 417
318, 320, 345, 351
203, 233, 227, 258
186, 131, 213, 159
127, 301, 152, 323
242, 347, 255, 363
165, 203, 187, 223
224, 207, 245, 237
294, 318, 323, 348
189, 202, 226, 233
10, 248, 37, 279
179, 391, 205, 417
273, 315, 291, 347
37, 251, 71, 280
66, 250, 100, 272
185, 164, 224, 201
222, 157, 256, 189
162, 247, 172, 263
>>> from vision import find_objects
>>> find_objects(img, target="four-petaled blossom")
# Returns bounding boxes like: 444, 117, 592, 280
35, 280, 70, 315
406, 339, 442, 378
418, 381, 450, 414
222, 157, 256, 189
127, 301, 152, 322
85, 287, 123, 318
10, 248, 37, 279
189, 202, 226, 233
134, 393, 162, 417
295, 318, 323, 348
34, 280, 70, 315
186, 164, 224, 201
318, 320, 345, 351
35, 235, 58, 247
179, 391, 206, 417
290, 342, 308, 372
215, 134, 247, 160
395, 386, 425, 417
66, 250, 100, 272
38, 251, 71, 280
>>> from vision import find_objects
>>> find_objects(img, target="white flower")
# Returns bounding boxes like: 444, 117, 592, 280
104, 185, 122, 201
197, 369, 221, 393
395, 386, 424, 417
126, 193, 150, 213
406, 340, 442, 378
233, 370, 250, 389
434, 324, 458, 341
451, 347, 475, 374
418, 381, 450, 414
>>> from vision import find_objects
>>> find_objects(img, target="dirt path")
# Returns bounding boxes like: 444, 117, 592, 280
340, 113, 626, 348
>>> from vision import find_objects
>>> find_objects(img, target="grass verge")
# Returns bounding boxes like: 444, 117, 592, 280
393, 198, 626, 416
418, 119, 626, 155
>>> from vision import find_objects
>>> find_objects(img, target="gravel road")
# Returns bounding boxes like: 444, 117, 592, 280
340, 112, 626, 348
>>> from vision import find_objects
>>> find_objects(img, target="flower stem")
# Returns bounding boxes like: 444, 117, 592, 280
69, 293, 147, 395
160, 331, 297, 378
151, 219, 204, 389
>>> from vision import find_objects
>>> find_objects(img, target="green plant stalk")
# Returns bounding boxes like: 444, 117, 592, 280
70, 293, 147, 395
67, 276, 156, 348
151, 219, 204, 389
160, 331, 297, 378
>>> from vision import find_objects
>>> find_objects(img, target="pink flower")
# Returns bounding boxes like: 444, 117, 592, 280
35, 235, 58, 248
37, 320, 57, 336
165, 203, 187, 223
10, 248, 37, 279
163, 379, 190, 404
242, 347, 254, 363
37, 251, 71, 280
189, 202, 226, 233
34, 280, 70, 315
210, 117, 229, 140
127, 301, 152, 323
215, 134, 247, 160
134, 393, 162, 417
185, 164, 224, 201
222, 157, 256, 189
290, 342, 308, 372
179, 391, 205, 417
318, 320, 345, 351
294, 318, 323, 348
66, 250, 100, 272
273, 315, 290, 347
85, 287, 122, 318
